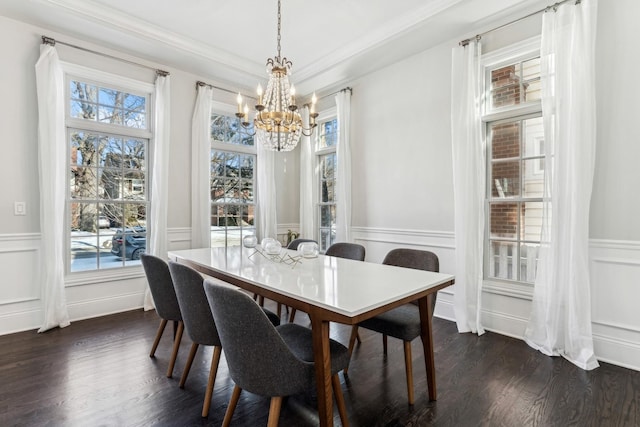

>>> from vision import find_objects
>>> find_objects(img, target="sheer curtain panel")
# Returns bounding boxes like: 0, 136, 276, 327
145, 73, 171, 310
450, 40, 485, 335
299, 106, 315, 239
35, 44, 70, 332
524, 0, 599, 370
191, 84, 213, 249
256, 143, 277, 241
335, 90, 352, 243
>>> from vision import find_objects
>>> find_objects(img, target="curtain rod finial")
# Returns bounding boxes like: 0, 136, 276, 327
41, 36, 55, 46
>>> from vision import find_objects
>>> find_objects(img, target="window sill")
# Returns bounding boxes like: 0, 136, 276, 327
65, 267, 145, 287
482, 279, 534, 300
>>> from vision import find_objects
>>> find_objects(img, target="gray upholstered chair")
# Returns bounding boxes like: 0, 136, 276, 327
287, 238, 317, 250
168, 261, 280, 417
140, 254, 184, 378
346, 248, 439, 405
289, 242, 366, 323
203, 279, 350, 427
325, 242, 366, 261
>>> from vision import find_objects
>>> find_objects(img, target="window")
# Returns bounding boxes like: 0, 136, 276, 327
210, 110, 256, 247
316, 116, 338, 252
484, 43, 544, 284
66, 70, 152, 273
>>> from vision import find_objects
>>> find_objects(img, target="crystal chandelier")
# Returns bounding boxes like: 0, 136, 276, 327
236, 0, 318, 152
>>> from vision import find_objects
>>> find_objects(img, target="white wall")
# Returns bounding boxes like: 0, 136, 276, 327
0, 15, 296, 334
344, 0, 640, 371
2, 0, 639, 371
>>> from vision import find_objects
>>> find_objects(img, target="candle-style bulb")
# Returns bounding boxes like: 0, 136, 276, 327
243, 104, 249, 119
256, 84, 263, 106
311, 92, 317, 104
237, 93, 243, 114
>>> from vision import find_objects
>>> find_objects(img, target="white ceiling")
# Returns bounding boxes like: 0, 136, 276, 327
0, 0, 546, 96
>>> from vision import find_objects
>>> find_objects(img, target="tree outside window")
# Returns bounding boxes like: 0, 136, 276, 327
67, 78, 150, 272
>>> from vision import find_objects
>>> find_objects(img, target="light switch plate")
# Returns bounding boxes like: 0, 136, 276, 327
14, 202, 26, 216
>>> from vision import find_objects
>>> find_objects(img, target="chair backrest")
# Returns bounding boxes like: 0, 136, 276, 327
383, 248, 439, 312
140, 254, 181, 322
382, 248, 439, 272
203, 279, 311, 397
325, 242, 366, 261
168, 261, 220, 346
287, 238, 317, 250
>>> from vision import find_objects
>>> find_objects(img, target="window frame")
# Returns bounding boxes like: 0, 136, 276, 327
62, 62, 154, 282
481, 36, 544, 291
314, 107, 338, 252
209, 101, 257, 249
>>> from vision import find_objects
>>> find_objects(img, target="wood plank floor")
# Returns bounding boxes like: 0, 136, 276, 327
1, 305, 638, 426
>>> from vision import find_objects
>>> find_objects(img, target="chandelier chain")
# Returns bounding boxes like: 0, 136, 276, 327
277, 0, 282, 59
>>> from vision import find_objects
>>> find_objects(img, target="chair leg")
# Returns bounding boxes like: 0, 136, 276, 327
332, 374, 349, 427
277, 302, 282, 318
383, 334, 388, 355
288, 308, 297, 323
403, 341, 415, 405
166, 321, 184, 378
267, 396, 283, 427
344, 325, 359, 375
258, 295, 265, 306
202, 346, 222, 417
150, 319, 168, 357
179, 342, 199, 388
222, 385, 242, 427
356, 330, 361, 344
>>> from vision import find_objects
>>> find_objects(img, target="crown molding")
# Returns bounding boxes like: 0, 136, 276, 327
294, 0, 465, 83
40, 0, 264, 80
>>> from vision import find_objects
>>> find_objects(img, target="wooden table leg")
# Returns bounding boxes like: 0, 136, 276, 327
418, 294, 437, 401
310, 313, 333, 427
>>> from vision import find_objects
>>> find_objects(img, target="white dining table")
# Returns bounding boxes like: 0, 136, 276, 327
168, 245, 455, 427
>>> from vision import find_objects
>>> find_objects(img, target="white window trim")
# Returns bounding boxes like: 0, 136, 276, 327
209, 106, 257, 248
314, 108, 338, 251
63, 64, 154, 283
210, 101, 257, 155
481, 36, 543, 296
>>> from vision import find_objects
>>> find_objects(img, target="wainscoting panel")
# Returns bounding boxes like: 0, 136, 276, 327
1, 229, 639, 371
0, 228, 196, 335
590, 239, 640, 370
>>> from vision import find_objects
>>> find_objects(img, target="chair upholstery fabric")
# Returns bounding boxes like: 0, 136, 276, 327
358, 249, 439, 338
168, 262, 280, 344
168, 261, 221, 346
287, 238, 317, 250
351, 248, 440, 405
325, 242, 366, 261
140, 254, 181, 322
204, 279, 349, 397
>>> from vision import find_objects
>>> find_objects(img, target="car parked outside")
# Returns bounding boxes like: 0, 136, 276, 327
111, 226, 146, 260
98, 216, 110, 228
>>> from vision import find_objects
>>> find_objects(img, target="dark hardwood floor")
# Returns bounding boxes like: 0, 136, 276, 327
1, 304, 638, 427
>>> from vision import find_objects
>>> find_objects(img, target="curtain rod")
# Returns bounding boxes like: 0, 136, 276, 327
197, 81, 352, 103
318, 87, 352, 101
41, 36, 169, 76
459, 0, 580, 46
196, 81, 256, 100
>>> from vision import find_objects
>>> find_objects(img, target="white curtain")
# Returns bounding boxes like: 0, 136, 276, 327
256, 143, 277, 241
450, 40, 485, 335
145, 72, 171, 310
335, 90, 352, 243
524, 0, 599, 370
35, 43, 70, 333
299, 106, 315, 239
191, 84, 213, 248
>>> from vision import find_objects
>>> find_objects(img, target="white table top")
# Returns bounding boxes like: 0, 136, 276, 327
169, 246, 454, 319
